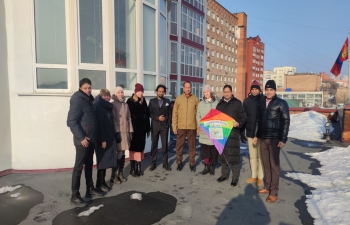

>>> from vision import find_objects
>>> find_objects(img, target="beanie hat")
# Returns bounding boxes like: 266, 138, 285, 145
203, 84, 212, 93
134, 83, 144, 93
265, 80, 276, 91
114, 86, 124, 96
251, 80, 261, 91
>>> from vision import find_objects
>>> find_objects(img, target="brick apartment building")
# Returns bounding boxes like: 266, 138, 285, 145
278, 73, 321, 92
206, 0, 247, 100
245, 36, 264, 97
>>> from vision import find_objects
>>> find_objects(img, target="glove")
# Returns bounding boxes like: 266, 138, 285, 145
240, 134, 247, 144
147, 132, 150, 138
128, 132, 133, 141
115, 132, 121, 143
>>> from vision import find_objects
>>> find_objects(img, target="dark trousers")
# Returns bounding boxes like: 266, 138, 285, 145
175, 129, 196, 166
151, 128, 169, 166
221, 162, 239, 179
71, 143, 95, 198
260, 138, 280, 196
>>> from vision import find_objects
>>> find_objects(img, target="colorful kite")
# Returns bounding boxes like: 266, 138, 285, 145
199, 109, 235, 155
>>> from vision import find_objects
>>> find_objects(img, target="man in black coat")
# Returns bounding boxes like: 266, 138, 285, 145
243, 80, 264, 187
67, 78, 102, 207
216, 85, 247, 186
148, 85, 171, 171
253, 80, 290, 203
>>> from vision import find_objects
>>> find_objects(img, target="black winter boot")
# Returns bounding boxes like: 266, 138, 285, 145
136, 161, 143, 177
210, 164, 215, 175
130, 160, 137, 177
200, 164, 210, 175
117, 155, 127, 182
110, 167, 120, 184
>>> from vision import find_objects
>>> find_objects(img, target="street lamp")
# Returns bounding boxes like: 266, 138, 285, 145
323, 121, 332, 142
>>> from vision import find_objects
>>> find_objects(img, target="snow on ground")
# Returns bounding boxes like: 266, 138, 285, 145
0, 185, 21, 194
286, 146, 350, 225
78, 205, 104, 217
288, 111, 333, 142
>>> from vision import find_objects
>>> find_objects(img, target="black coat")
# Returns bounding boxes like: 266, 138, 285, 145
67, 90, 97, 146
243, 93, 262, 138
93, 95, 117, 169
148, 97, 171, 131
216, 95, 247, 164
254, 95, 290, 143
126, 94, 151, 152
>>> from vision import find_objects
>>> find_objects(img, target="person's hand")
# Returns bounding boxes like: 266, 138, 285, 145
252, 137, 257, 145
102, 142, 106, 149
197, 130, 200, 136
81, 137, 90, 147
233, 122, 240, 128
158, 115, 165, 121
173, 130, 177, 135
115, 133, 121, 143
128, 132, 133, 141
147, 132, 150, 138
277, 142, 285, 148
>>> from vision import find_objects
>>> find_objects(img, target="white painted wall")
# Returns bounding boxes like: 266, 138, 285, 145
2, 0, 157, 170
0, 0, 12, 171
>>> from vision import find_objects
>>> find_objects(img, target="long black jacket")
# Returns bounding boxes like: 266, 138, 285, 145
216, 95, 247, 164
127, 94, 151, 152
94, 95, 117, 169
67, 90, 97, 146
243, 93, 263, 138
254, 95, 290, 143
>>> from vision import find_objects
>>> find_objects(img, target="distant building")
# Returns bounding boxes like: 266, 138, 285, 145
205, 0, 247, 100
336, 86, 348, 104
245, 36, 264, 97
272, 66, 296, 89
277, 92, 323, 107
280, 73, 321, 92
320, 72, 332, 82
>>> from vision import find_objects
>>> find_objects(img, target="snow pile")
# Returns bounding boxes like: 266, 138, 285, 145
0, 185, 22, 194
286, 146, 350, 225
78, 204, 104, 217
10, 193, 21, 198
288, 111, 333, 142
130, 193, 142, 201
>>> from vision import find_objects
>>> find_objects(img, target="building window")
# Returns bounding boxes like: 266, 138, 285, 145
170, 1, 177, 35
211, 50, 214, 56
180, 45, 203, 77
211, 75, 214, 80
116, 72, 137, 90
159, 14, 166, 74
181, 5, 203, 44
171, 42, 177, 74
144, 74, 156, 91
143, 4, 156, 72
207, 35, 210, 42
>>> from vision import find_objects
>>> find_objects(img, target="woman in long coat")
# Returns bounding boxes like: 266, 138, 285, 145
94, 89, 117, 192
111, 86, 133, 183
216, 85, 247, 186
196, 85, 219, 175
126, 83, 150, 177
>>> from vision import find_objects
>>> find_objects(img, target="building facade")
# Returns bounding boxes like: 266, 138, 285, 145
0, 0, 171, 171
205, 0, 246, 99
245, 36, 264, 97
169, 0, 207, 100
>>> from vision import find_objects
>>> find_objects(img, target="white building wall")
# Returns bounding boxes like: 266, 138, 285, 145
0, 0, 12, 171
2, 0, 160, 170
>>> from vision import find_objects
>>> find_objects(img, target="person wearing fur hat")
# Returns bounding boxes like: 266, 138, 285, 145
126, 83, 151, 177
111, 86, 133, 183
243, 80, 264, 187
196, 85, 219, 175
253, 80, 290, 203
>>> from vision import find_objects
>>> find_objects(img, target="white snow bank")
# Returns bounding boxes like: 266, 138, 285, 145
130, 193, 143, 201
78, 204, 104, 217
286, 146, 350, 225
0, 185, 22, 194
10, 193, 21, 198
288, 111, 333, 142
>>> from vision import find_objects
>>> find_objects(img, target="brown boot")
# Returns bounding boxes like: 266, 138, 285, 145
257, 179, 263, 187
246, 178, 257, 183
266, 195, 278, 203
258, 188, 269, 194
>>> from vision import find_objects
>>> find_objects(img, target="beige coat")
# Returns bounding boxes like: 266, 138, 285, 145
172, 93, 199, 132
112, 95, 133, 151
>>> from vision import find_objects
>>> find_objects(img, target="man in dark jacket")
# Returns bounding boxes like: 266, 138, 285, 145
67, 78, 101, 207
243, 80, 264, 187
253, 80, 290, 203
148, 85, 171, 171
216, 85, 247, 186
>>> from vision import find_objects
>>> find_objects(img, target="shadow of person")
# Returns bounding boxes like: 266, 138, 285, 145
216, 184, 270, 225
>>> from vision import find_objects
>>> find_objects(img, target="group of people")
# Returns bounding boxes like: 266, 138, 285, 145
67, 78, 290, 207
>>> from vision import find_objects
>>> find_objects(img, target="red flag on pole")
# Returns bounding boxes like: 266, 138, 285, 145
330, 38, 348, 76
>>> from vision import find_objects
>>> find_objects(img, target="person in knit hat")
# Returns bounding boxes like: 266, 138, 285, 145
253, 79, 290, 203
126, 83, 150, 177
243, 80, 264, 187
110, 86, 133, 183
196, 84, 219, 175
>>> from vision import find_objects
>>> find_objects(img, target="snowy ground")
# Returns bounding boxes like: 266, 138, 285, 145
286, 146, 350, 225
288, 111, 333, 142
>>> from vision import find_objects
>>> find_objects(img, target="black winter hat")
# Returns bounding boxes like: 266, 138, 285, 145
265, 80, 276, 91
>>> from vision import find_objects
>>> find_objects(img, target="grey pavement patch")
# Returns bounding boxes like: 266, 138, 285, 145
0, 185, 44, 225
52, 191, 176, 225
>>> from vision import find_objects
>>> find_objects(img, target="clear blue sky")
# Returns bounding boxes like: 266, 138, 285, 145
217, 0, 350, 77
